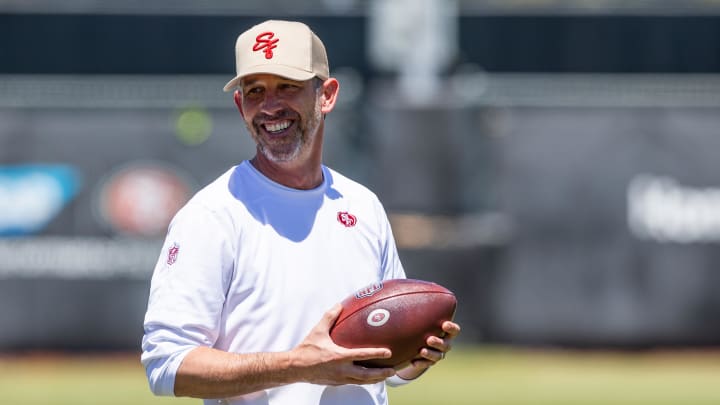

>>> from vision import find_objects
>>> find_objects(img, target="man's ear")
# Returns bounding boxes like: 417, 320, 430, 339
320, 78, 340, 114
233, 90, 245, 118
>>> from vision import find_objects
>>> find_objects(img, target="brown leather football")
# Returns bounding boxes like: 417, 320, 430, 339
330, 278, 457, 369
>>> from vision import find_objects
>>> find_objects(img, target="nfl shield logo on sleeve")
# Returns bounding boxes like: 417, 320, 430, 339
167, 243, 180, 265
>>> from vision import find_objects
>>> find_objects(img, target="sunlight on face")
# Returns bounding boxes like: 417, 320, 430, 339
240, 77, 324, 164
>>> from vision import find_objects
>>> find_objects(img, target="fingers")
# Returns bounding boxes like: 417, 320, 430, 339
416, 321, 461, 365
345, 365, 396, 385
442, 321, 461, 338
409, 357, 436, 369
344, 347, 392, 362
431, 321, 461, 353
425, 334, 452, 354
420, 347, 445, 363
307, 363, 395, 386
326, 349, 394, 385
304, 348, 395, 386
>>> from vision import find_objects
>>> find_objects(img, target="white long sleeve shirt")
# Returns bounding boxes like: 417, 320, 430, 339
141, 161, 406, 405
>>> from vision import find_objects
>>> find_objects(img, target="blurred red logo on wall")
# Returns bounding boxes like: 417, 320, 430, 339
95, 162, 193, 236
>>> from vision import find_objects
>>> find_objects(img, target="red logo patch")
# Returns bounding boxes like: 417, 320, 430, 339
167, 243, 180, 265
371, 312, 386, 323
253, 32, 279, 59
337, 211, 357, 227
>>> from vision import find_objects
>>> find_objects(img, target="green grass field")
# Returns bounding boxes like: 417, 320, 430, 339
1, 346, 719, 404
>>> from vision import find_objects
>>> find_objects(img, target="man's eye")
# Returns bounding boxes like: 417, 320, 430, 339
245, 87, 263, 96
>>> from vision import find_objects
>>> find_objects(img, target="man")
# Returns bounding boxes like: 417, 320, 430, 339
141, 19, 460, 405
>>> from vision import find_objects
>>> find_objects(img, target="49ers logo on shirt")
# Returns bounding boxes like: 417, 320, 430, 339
337, 211, 357, 227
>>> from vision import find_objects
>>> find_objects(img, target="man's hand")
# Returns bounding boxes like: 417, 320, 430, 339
289, 304, 397, 385
174, 304, 396, 398
395, 320, 461, 381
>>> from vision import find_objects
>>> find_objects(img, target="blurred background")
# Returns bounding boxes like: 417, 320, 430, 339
2, 0, 720, 403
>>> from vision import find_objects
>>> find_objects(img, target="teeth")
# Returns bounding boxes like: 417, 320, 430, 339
265, 120, 291, 133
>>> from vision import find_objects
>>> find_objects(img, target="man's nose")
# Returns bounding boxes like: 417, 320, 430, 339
259, 91, 285, 115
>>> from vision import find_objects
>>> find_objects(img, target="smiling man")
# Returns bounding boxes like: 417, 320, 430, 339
141, 20, 460, 405
235, 74, 330, 189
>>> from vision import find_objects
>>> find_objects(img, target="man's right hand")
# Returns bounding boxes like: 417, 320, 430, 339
174, 304, 396, 399
289, 304, 397, 386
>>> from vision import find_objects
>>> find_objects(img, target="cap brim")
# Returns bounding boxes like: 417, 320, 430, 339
222, 65, 317, 92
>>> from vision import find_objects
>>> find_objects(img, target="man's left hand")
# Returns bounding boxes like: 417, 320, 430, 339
395, 320, 461, 380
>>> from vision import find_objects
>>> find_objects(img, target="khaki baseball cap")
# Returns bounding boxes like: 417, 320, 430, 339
222, 20, 330, 92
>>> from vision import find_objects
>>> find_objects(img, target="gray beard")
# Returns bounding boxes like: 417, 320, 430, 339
249, 101, 323, 164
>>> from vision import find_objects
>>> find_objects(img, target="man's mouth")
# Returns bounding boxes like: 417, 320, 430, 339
263, 120, 293, 134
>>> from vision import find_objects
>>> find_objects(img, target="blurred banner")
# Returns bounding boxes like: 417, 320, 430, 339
477, 106, 720, 346
368, 92, 720, 346
0, 72, 374, 349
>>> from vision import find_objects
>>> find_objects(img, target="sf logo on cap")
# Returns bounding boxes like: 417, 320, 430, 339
253, 32, 279, 59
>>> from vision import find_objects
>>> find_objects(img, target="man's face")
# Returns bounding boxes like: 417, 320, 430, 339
237, 74, 323, 164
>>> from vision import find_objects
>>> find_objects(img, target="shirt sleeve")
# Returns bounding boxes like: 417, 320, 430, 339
385, 374, 415, 387
375, 197, 406, 281
140, 202, 235, 396
373, 198, 417, 388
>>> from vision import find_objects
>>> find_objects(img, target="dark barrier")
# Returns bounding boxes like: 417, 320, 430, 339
3, 14, 720, 75
370, 101, 720, 347
3, 92, 720, 348
0, 278, 150, 350
489, 107, 720, 346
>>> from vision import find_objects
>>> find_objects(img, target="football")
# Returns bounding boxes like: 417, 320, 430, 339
329, 278, 457, 368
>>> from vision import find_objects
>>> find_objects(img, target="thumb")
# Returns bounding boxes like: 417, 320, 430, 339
321, 303, 344, 331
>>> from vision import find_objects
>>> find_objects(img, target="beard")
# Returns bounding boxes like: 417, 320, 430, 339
247, 99, 323, 164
